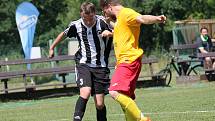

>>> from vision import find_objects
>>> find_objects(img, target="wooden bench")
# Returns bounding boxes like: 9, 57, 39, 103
0, 53, 164, 98
0, 55, 76, 94
197, 52, 215, 70
171, 43, 202, 73
138, 57, 166, 86
170, 43, 199, 57
197, 52, 215, 81
140, 57, 159, 77
170, 43, 204, 83
170, 43, 199, 50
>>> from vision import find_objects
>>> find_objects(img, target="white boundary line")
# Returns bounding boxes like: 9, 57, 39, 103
111, 110, 215, 116
49, 119, 69, 121
145, 110, 215, 115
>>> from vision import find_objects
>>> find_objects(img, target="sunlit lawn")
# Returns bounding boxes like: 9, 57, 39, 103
0, 81, 215, 121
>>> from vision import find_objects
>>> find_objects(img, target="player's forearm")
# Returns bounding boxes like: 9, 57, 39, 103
136, 15, 165, 24
50, 32, 64, 50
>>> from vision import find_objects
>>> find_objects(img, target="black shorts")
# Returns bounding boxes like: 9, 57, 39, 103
75, 64, 110, 95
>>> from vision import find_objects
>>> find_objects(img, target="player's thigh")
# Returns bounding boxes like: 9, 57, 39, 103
91, 67, 110, 95
75, 64, 92, 87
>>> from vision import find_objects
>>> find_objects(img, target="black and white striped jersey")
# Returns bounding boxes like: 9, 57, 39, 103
64, 15, 112, 67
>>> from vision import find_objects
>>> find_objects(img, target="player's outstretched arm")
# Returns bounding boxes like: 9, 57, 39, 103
136, 15, 166, 24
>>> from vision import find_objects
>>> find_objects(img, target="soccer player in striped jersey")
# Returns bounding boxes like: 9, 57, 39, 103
49, 2, 113, 121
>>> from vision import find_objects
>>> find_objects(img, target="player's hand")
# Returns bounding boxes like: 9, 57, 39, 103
157, 15, 166, 23
49, 49, 54, 58
101, 30, 113, 37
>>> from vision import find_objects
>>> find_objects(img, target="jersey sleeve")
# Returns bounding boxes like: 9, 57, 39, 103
124, 8, 141, 26
100, 18, 112, 32
196, 37, 203, 49
64, 22, 77, 38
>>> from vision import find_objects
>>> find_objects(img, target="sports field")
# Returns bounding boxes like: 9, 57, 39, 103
0, 81, 215, 121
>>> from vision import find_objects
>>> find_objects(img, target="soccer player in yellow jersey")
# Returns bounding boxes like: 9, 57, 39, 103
100, 0, 166, 121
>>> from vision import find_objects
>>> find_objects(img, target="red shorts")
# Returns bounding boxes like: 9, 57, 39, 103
109, 58, 141, 99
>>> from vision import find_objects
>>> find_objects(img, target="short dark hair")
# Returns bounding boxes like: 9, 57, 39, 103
200, 27, 208, 33
80, 2, 95, 14
100, 0, 121, 9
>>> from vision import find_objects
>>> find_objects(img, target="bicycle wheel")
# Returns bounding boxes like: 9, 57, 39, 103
187, 64, 204, 76
157, 69, 172, 86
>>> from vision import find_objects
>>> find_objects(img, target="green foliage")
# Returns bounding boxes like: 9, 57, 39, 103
0, 0, 22, 55
136, 0, 215, 54
0, 0, 215, 57
34, 0, 68, 48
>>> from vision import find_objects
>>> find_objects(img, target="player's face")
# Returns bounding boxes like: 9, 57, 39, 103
81, 13, 96, 27
201, 29, 208, 36
102, 5, 116, 21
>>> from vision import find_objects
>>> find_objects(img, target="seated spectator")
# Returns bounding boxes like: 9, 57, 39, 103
196, 27, 215, 69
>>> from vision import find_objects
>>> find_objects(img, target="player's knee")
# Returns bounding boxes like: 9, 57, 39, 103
95, 103, 105, 110
80, 87, 91, 99
109, 91, 118, 99
95, 99, 105, 110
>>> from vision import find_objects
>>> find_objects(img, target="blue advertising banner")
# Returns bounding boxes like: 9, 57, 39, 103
15, 2, 39, 60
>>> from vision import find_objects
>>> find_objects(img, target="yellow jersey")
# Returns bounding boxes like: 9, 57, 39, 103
113, 7, 143, 64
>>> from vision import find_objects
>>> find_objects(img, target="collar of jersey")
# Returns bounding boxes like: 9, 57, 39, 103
81, 17, 97, 29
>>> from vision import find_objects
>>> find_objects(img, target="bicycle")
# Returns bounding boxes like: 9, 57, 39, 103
157, 54, 204, 86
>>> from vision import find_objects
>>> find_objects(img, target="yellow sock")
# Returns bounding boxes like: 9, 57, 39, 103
121, 106, 136, 121
116, 93, 141, 121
